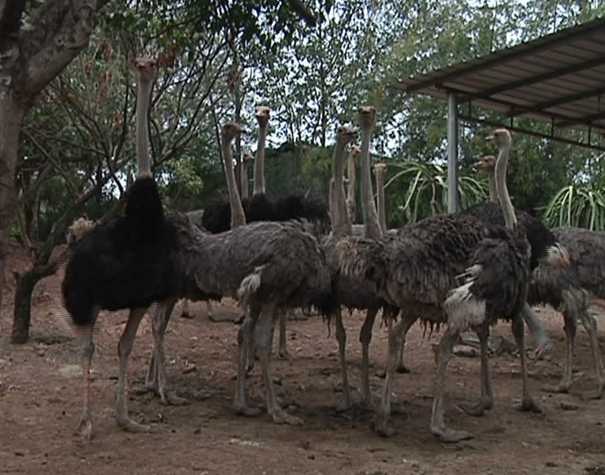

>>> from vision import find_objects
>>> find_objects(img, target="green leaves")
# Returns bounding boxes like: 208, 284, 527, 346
386, 160, 487, 224
544, 185, 605, 231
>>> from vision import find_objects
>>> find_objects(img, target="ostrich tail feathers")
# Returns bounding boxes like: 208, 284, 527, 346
66, 217, 96, 245
237, 266, 264, 306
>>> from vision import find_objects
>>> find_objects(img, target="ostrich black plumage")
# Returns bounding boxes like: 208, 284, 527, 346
62, 58, 178, 439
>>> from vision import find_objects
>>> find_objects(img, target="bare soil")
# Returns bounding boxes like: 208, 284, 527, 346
1, 243, 605, 475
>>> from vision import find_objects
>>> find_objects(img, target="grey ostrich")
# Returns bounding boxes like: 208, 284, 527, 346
326, 108, 398, 410
339, 128, 542, 441
478, 156, 604, 396
144, 121, 334, 425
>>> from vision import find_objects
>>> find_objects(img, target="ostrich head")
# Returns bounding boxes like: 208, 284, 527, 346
475, 155, 496, 174
242, 151, 254, 164
131, 57, 157, 83
221, 122, 242, 143
351, 145, 361, 160
256, 106, 271, 128
337, 125, 357, 145
358, 106, 377, 132
486, 128, 512, 148
373, 161, 387, 178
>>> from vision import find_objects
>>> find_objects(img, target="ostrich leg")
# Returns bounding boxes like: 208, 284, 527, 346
359, 306, 379, 407
277, 311, 289, 359
146, 298, 188, 405
234, 304, 262, 416
115, 307, 153, 432
578, 306, 605, 398
74, 306, 99, 441
256, 304, 303, 425
511, 316, 542, 413
334, 307, 352, 411
544, 303, 577, 394
521, 304, 552, 358
374, 314, 415, 437
430, 326, 474, 443
460, 322, 494, 416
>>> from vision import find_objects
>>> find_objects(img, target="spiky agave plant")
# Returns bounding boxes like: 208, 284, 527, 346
544, 184, 605, 231
386, 161, 487, 224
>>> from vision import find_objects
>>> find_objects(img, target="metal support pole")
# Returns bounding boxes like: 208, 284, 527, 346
447, 93, 459, 213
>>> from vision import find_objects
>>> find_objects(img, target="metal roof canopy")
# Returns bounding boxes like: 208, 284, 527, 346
395, 17, 605, 211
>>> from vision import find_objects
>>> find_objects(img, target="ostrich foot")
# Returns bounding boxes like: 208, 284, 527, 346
459, 399, 492, 417
585, 381, 605, 400
234, 403, 262, 417
431, 426, 474, 443
271, 409, 303, 426
542, 382, 570, 394
396, 364, 411, 374
159, 390, 189, 406
116, 417, 153, 433
75, 416, 93, 441
513, 397, 543, 413
372, 413, 396, 437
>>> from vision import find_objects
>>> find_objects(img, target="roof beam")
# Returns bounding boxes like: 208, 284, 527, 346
558, 110, 605, 128
509, 85, 605, 116
459, 114, 605, 152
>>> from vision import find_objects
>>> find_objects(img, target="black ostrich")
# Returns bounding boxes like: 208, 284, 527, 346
62, 58, 179, 439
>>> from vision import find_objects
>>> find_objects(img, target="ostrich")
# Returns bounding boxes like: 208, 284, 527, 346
143, 121, 335, 425
392, 149, 569, 374
325, 109, 398, 410
62, 57, 181, 438
339, 128, 544, 441
477, 156, 604, 396
240, 150, 253, 200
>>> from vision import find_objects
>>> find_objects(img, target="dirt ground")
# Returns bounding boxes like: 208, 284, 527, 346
1, 243, 605, 475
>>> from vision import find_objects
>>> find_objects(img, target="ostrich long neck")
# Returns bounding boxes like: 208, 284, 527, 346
486, 167, 497, 203
332, 138, 352, 238
495, 142, 517, 228
222, 137, 246, 228
241, 160, 249, 200
360, 127, 382, 240
135, 76, 153, 178
346, 150, 357, 223
253, 124, 268, 195
375, 167, 387, 233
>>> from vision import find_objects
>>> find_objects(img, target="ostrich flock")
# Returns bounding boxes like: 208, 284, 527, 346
60, 57, 605, 444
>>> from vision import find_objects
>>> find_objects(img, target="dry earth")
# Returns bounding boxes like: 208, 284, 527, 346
1, 242, 605, 475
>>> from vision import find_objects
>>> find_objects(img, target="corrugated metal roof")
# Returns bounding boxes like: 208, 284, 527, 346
397, 17, 605, 140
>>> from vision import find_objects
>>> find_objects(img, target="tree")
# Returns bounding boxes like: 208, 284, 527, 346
0, 0, 319, 325
0, 0, 110, 315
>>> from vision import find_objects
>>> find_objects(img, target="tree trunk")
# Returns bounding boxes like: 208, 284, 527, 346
0, 95, 26, 314
11, 262, 57, 344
